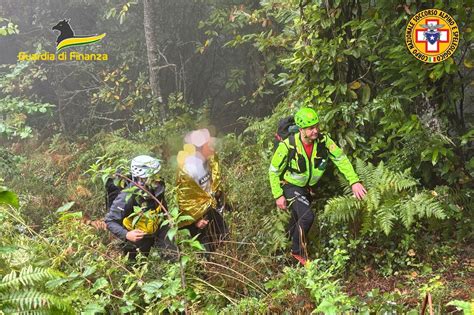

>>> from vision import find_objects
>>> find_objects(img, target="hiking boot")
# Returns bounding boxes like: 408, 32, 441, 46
291, 253, 307, 266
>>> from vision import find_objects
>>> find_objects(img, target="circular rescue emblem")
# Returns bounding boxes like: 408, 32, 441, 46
405, 9, 459, 63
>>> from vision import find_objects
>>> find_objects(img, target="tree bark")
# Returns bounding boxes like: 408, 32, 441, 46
143, 0, 165, 119
53, 65, 67, 134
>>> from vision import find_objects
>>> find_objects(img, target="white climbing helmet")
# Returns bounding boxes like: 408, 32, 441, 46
130, 155, 161, 178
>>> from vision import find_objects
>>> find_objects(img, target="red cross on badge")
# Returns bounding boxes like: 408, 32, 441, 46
415, 19, 449, 53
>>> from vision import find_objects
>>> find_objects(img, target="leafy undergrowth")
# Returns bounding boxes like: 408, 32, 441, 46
1, 134, 472, 314
344, 244, 473, 312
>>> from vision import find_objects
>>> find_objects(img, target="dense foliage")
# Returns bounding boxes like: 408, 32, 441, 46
0, 0, 472, 313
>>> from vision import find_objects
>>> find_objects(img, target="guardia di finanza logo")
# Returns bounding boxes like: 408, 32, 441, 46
17, 19, 107, 61
405, 9, 459, 63
52, 19, 106, 52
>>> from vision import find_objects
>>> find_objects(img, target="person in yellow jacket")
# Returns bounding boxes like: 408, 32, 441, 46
269, 108, 367, 265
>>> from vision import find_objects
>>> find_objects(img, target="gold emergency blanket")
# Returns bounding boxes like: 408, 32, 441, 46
176, 155, 221, 227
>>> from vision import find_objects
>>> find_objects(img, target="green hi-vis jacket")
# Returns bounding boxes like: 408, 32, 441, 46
269, 133, 360, 199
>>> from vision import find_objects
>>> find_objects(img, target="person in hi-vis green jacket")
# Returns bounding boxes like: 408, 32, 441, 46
269, 107, 367, 266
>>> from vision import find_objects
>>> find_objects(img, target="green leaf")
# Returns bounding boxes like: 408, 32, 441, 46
167, 227, 177, 241
0, 190, 19, 208
120, 305, 136, 313
446, 300, 472, 314
92, 277, 109, 293
339, 83, 348, 95
142, 280, 164, 295
463, 57, 474, 68
56, 201, 75, 213
190, 240, 205, 251
82, 266, 97, 278
83, 303, 106, 315
316, 299, 338, 314
0, 245, 18, 254
345, 132, 356, 150
169, 206, 179, 218
181, 255, 190, 266
324, 85, 337, 96
432, 148, 439, 166
59, 211, 83, 220
45, 277, 70, 289
361, 84, 371, 105
349, 90, 358, 99
18, 131, 29, 139
131, 212, 141, 228
71, 279, 85, 290
176, 215, 195, 224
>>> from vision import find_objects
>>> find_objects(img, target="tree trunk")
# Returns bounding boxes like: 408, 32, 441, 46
53, 65, 67, 134
143, 0, 165, 119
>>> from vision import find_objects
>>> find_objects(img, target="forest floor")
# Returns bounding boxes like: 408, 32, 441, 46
344, 244, 473, 309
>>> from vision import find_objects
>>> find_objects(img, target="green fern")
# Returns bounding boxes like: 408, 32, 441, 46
257, 210, 289, 254
1, 290, 74, 314
1, 310, 53, 315
375, 204, 396, 235
324, 196, 362, 223
397, 192, 446, 229
435, 185, 474, 212
0, 266, 64, 291
324, 160, 446, 235
0, 267, 74, 314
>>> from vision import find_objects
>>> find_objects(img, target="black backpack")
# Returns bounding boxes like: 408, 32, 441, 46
105, 177, 125, 212
273, 116, 299, 174
274, 116, 329, 176
105, 168, 131, 212
273, 116, 299, 150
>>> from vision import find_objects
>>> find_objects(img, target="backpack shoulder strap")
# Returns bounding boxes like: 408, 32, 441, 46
279, 133, 298, 178
105, 177, 122, 211
287, 133, 297, 162
316, 133, 328, 159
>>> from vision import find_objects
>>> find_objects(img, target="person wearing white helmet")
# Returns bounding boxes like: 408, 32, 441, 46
105, 155, 177, 260
130, 155, 161, 181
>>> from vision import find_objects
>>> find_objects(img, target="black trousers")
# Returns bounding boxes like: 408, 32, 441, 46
122, 225, 177, 261
283, 184, 314, 258
186, 208, 228, 253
